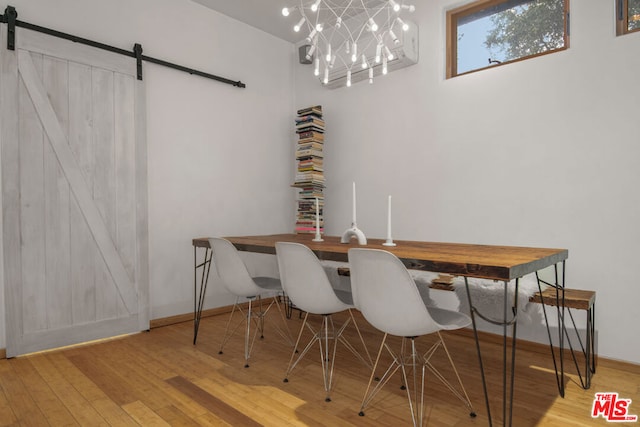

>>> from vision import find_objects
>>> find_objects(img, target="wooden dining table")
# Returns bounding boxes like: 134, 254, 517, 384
192, 233, 568, 427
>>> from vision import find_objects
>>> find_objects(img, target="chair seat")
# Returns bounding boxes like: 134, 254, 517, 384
334, 288, 354, 306
253, 276, 282, 290
427, 306, 471, 330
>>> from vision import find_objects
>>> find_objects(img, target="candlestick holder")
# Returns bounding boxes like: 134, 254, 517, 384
341, 224, 367, 245
341, 181, 367, 245
382, 238, 396, 247
312, 197, 323, 242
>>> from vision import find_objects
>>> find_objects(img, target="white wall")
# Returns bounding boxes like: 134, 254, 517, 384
293, 0, 640, 365
0, 0, 295, 348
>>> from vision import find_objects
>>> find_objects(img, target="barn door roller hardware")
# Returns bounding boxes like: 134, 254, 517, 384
0, 5, 246, 88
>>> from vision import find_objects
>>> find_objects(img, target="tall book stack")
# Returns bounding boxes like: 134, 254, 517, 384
292, 105, 325, 234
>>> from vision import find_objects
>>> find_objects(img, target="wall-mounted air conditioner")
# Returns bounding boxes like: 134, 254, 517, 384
323, 20, 418, 89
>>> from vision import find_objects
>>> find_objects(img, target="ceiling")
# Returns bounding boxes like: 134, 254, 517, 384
191, 0, 303, 43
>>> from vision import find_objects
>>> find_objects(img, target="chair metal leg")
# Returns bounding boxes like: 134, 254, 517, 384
433, 332, 475, 416
339, 309, 373, 368
283, 313, 339, 401
359, 333, 475, 427
218, 297, 245, 355
269, 293, 295, 347
216, 296, 258, 367
359, 333, 400, 416
244, 298, 253, 367
283, 311, 370, 402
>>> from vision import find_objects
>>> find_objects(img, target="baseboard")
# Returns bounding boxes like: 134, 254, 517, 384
149, 298, 275, 329
149, 305, 235, 329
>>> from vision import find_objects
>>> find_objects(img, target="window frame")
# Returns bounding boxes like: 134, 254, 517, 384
616, 0, 640, 35
446, 0, 571, 79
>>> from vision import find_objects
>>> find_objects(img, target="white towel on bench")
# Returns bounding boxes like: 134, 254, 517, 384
453, 274, 543, 322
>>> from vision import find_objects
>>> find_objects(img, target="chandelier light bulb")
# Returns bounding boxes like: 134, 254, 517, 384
306, 28, 317, 42
351, 43, 358, 62
282, 7, 290, 16
389, 0, 400, 12
369, 67, 374, 84
346, 70, 352, 87
397, 17, 409, 31
375, 43, 382, 63
361, 54, 368, 69
345, 40, 350, 54
330, 54, 336, 68
336, 17, 342, 29
369, 18, 378, 32
385, 46, 394, 60
314, 58, 320, 76
316, 23, 323, 32
306, 43, 316, 60
402, 4, 416, 13
311, 0, 321, 12
382, 55, 388, 75
323, 67, 329, 84
326, 43, 331, 61
389, 29, 399, 44
294, 17, 305, 32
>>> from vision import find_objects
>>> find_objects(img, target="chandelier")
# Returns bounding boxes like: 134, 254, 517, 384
282, 0, 416, 87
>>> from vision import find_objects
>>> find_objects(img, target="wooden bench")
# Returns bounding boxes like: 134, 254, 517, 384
528, 286, 596, 393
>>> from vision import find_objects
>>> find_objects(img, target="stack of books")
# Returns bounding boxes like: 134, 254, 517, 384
292, 105, 325, 234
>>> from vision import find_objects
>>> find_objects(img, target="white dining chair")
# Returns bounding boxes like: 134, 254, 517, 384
348, 247, 476, 426
276, 242, 372, 402
209, 237, 292, 367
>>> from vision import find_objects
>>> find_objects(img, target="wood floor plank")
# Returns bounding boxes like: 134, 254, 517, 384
122, 400, 172, 426
28, 352, 110, 426
9, 356, 78, 426
0, 358, 49, 425
167, 375, 263, 427
44, 351, 139, 426
0, 363, 18, 427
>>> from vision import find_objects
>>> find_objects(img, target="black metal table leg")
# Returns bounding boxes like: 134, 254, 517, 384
193, 246, 213, 344
465, 276, 520, 427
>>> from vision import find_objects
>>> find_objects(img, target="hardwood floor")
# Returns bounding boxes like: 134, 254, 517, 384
1, 310, 639, 426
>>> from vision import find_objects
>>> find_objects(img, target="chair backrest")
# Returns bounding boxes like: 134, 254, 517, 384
348, 248, 441, 337
276, 242, 351, 314
209, 237, 260, 297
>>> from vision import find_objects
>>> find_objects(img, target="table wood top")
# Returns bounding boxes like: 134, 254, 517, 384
193, 234, 568, 281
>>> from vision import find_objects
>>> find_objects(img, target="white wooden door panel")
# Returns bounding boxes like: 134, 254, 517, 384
42, 54, 72, 330
1, 26, 148, 357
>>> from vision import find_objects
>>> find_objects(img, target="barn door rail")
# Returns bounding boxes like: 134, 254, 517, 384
0, 5, 246, 88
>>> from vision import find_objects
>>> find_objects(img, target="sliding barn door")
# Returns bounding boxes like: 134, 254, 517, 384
0, 27, 148, 357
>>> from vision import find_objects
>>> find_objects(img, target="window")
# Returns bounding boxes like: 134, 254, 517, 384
446, 0, 570, 78
617, 0, 640, 35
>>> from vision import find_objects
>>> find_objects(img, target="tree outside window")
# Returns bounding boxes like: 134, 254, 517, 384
447, 0, 569, 78
620, 0, 640, 34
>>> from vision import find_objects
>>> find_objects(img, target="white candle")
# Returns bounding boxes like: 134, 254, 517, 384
352, 182, 357, 225
386, 195, 392, 240
383, 194, 396, 246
